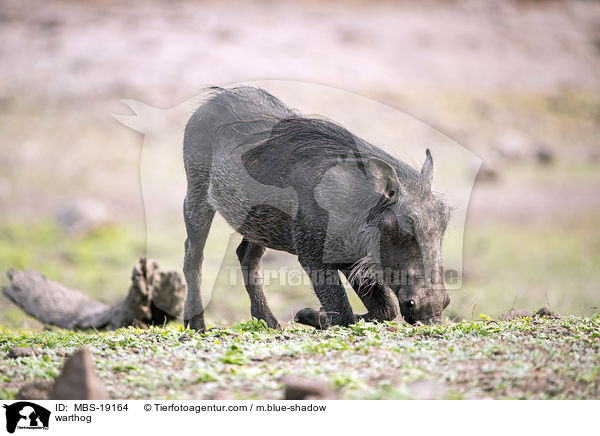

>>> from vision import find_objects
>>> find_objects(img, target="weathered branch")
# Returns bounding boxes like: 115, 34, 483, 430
2, 258, 185, 330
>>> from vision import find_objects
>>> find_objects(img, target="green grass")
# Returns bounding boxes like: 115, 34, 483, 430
0, 317, 598, 400
454, 219, 600, 320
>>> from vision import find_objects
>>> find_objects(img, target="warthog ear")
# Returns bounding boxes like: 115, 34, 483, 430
367, 157, 401, 203
421, 149, 435, 189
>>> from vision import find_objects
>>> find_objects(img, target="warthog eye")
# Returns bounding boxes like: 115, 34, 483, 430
401, 300, 416, 315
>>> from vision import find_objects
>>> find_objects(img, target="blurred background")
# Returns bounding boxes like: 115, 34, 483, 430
0, 0, 599, 328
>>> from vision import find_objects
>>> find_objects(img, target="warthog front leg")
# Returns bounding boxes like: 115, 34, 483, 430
341, 268, 399, 322
294, 269, 399, 329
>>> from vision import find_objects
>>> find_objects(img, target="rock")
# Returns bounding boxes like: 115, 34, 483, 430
501, 308, 533, 321
15, 380, 54, 400
535, 146, 555, 165
476, 160, 500, 182
54, 198, 111, 235
50, 347, 108, 400
535, 307, 559, 318
7, 347, 41, 358
283, 376, 333, 400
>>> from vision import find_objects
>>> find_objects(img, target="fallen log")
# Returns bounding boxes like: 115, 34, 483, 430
2, 258, 185, 330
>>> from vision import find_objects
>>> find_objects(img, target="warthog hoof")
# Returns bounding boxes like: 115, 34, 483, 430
294, 308, 330, 329
184, 314, 206, 332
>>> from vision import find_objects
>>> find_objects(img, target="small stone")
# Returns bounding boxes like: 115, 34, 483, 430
535, 147, 555, 165
501, 308, 533, 321
53, 198, 111, 236
50, 347, 108, 400
535, 307, 558, 318
283, 376, 333, 400
477, 161, 500, 182
15, 380, 54, 400
8, 347, 41, 358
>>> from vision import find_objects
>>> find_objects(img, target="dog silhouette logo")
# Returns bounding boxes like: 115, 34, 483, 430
2, 402, 50, 433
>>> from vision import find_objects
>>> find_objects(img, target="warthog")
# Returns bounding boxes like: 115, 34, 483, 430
183, 86, 451, 331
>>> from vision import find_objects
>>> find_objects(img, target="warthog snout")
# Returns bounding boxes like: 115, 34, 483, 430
399, 291, 450, 325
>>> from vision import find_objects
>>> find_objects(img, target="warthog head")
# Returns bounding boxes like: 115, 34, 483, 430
353, 150, 451, 325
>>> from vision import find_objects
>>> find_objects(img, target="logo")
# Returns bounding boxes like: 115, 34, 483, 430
2, 402, 50, 433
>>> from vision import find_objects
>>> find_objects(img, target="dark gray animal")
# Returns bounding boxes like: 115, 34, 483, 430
183, 86, 451, 331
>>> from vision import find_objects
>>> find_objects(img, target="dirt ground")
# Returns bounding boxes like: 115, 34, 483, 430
2, 317, 599, 400
2, 0, 600, 98
1, 0, 599, 218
